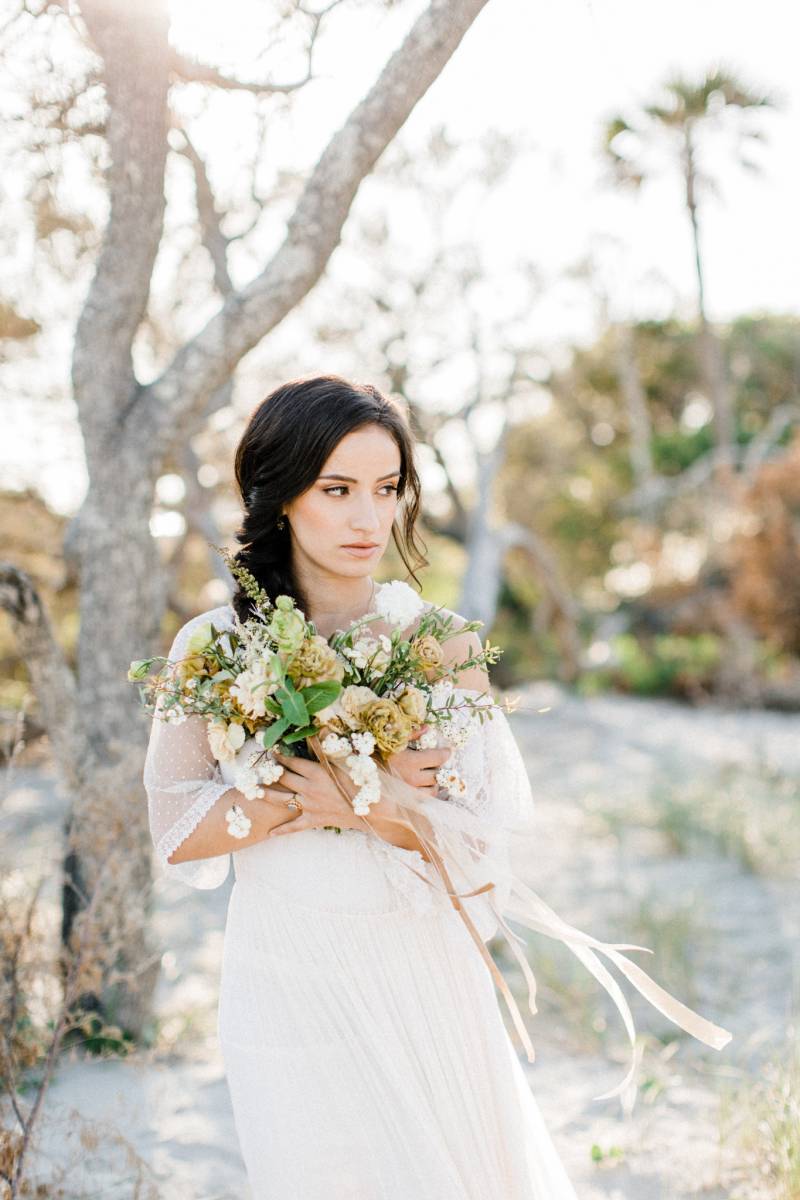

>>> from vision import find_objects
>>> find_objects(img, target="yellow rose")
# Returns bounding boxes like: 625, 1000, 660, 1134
287, 635, 346, 690
396, 685, 428, 725
207, 719, 246, 762
339, 685, 380, 730
410, 634, 444, 677
362, 698, 412, 755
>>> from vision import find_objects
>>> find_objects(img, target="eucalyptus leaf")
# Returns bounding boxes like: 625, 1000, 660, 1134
276, 684, 309, 726
260, 716, 290, 749
301, 680, 342, 714
282, 724, 318, 744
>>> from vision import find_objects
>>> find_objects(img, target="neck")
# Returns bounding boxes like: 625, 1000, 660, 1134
294, 564, 378, 637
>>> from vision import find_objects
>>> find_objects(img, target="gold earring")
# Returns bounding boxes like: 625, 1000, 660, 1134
276, 515, 286, 530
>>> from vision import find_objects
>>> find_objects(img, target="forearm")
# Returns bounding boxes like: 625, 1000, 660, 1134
363, 793, 436, 862
166, 786, 301, 864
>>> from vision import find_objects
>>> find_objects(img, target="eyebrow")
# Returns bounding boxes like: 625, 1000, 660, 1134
318, 471, 401, 483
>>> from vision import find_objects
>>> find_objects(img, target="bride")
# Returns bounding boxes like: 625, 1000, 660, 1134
143, 373, 729, 1198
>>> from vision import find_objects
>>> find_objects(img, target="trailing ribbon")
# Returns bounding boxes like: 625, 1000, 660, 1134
305, 733, 732, 1105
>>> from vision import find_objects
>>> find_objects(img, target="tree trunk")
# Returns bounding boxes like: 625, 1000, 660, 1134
683, 128, 736, 484
614, 321, 657, 512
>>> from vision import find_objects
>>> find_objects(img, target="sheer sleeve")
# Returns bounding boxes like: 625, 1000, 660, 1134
142, 612, 235, 890
400, 687, 536, 942
434, 696, 534, 936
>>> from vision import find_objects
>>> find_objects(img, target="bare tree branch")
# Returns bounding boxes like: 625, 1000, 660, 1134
169, 49, 313, 96
134, 0, 491, 461
176, 130, 233, 296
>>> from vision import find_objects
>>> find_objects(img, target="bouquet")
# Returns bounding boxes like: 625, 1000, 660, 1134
129, 552, 505, 835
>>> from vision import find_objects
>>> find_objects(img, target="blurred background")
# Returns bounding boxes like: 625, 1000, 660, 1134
1, 0, 799, 1197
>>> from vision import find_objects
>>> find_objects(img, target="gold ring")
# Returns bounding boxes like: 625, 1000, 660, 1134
286, 793, 303, 813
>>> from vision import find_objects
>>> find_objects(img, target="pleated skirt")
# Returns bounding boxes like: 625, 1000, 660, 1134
217, 829, 579, 1199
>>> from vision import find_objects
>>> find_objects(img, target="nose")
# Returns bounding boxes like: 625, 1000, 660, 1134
349, 494, 380, 536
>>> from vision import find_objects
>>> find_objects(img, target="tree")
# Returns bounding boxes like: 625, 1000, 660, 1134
0, 0, 493, 1036
602, 68, 776, 487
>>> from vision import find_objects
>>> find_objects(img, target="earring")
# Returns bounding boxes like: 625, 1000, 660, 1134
276, 515, 286, 530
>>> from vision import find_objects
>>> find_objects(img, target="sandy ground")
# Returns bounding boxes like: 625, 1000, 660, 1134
3, 682, 798, 1199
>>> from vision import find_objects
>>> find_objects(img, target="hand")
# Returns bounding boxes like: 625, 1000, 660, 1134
388, 727, 453, 792
266, 750, 361, 838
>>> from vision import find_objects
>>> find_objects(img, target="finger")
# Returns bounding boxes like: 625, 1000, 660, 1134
273, 751, 313, 777
270, 765, 308, 793
269, 817, 307, 837
416, 748, 452, 768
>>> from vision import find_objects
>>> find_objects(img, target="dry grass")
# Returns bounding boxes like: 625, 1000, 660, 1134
591, 759, 800, 878
718, 1025, 800, 1200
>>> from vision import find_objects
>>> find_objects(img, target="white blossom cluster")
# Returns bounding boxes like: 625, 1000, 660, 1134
321, 729, 381, 815
342, 633, 392, 680
225, 802, 252, 838
234, 751, 285, 801
162, 703, 188, 725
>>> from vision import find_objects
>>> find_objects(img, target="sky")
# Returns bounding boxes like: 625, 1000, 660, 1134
4, 0, 799, 515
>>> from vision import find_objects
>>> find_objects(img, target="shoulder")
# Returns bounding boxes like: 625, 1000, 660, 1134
168, 603, 235, 651
426, 602, 490, 692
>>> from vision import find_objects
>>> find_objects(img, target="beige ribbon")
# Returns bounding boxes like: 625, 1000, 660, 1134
306, 734, 733, 1104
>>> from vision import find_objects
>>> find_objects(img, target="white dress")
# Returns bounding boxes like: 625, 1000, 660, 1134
144, 593, 732, 1196
143, 596, 581, 1198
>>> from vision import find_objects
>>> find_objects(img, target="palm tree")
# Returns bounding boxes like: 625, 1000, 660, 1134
602, 69, 776, 485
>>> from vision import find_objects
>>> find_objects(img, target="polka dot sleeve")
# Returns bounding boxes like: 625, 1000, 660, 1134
142, 610, 234, 890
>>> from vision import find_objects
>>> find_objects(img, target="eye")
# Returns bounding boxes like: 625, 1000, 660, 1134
322, 483, 399, 496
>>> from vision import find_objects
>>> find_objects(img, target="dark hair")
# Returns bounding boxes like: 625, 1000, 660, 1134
230, 374, 429, 623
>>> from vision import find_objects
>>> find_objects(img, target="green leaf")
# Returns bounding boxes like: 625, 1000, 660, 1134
260, 716, 290, 749
282, 724, 318, 744
275, 683, 309, 726
263, 696, 282, 716
211, 669, 234, 682
300, 680, 342, 714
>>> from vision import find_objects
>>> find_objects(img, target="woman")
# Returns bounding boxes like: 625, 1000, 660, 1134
143, 375, 725, 1197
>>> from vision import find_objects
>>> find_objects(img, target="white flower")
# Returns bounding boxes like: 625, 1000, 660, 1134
435, 767, 467, 798
353, 777, 381, 813
345, 752, 378, 786
374, 580, 425, 630
350, 730, 375, 756
230, 660, 278, 719
416, 727, 439, 750
225, 803, 252, 838
163, 703, 188, 725
367, 633, 393, 680
344, 636, 379, 670
256, 755, 285, 785
321, 733, 352, 758
207, 719, 246, 761
234, 767, 265, 801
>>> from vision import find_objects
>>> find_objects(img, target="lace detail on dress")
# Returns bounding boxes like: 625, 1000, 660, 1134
154, 778, 233, 867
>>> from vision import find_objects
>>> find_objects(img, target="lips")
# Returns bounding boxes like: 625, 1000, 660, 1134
343, 543, 378, 549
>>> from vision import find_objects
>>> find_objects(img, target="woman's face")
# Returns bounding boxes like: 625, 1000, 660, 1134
283, 423, 403, 580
